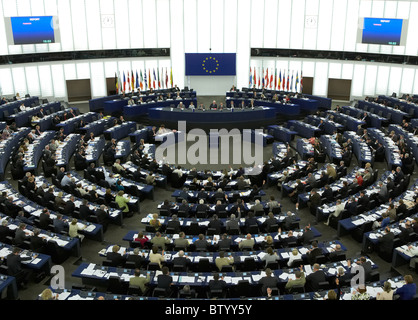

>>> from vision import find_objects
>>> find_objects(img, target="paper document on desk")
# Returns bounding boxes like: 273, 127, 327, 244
279, 273, 289, 280
281, 252, 290, 259
231, 277, 243, 285
304, 264, 313, 276
58, 292, 72, 300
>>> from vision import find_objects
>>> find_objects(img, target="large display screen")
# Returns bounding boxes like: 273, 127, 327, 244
361, 18, 404, 46
5, 16, 60, 45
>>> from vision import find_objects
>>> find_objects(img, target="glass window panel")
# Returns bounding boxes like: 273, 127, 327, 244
156, 0, 170, 48
250, 0, 264, 48
76, 62, 90, 79
375, 65, 389, 95
86, 0, 103, 50
330, 0, 346, 51
263, 0, 277, 49
400, 67, 414, 96
12, 67, 27, 96
316, 0, 333, 50
197, 0, 210, 52
114, 0, 130, 49
236, 0, 251, 89
0, 68, 14, 95
355, 0, 372, 53
51, 64, 66, 98
211, 0, 224, 52
328, 62, 341, 79
301, 60, 314, 77
57, 0, 74, 52
341, 63, 353, 79
184, 0, 197, 53
313, 61, 328, 96
104, 60, 118, 78
387, 66, 402, 96
351, 63, 366, 98
25, 65, 41, 96
143, 0, 157, 48
343, 0, 359, 52
64, 63, 77, 80
363, 64, 377, 96
223, 0, 237, 53
276, 0, 291, 49
170, 0, 184, 88
71, 0, 88, 50
90, 61, 106, 98
128, 0, 143, 48
289, 0, 304, 49
413, 69, 418, 96
30, 0, 44, 15
0, 2, 8, 55
38, 65, 54, 97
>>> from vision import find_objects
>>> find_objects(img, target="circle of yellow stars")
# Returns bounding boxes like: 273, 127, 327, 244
202, 57, 219, 74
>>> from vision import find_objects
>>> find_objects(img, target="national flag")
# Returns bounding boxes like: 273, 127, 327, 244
265, 68, 269, 88
249, 67, 252, 87
123, 71, 126, 92
127, 71, 131, 92
144, 69, 147, 90
115, 72, 119, 93
300, 70, 303, 93
261, 68, 264, 88
274, 68, 277, 90
291, 71, 294, 92
295, 71, 299, 92
135, 70, 139, 89
165, 67, 168, 89
157, 67, 161, 89
278, 69, 281, 90
139, 70, 143, 90
286, 71, 290, 91
270, 69, 273, 89
258, 68, 261, 88
152, 69, 156, 89
170, 67, 173, 87
148, 69, 151, 90
253, 67, 256, 88
282, 70, 285, 91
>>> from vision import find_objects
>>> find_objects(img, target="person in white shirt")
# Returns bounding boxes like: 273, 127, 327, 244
19, 103, 26, 112
408, 245, 418, 269
172, 166, 183, 178
287, 248, 302, 267
324, 199, 345, 226
103, 167, 117, 186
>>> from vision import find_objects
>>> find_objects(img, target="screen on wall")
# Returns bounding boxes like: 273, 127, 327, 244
5, 16, 60, 45
361, 18, 404, 46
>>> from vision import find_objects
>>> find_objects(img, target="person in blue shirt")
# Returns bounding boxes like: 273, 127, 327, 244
394, 275, 417, 300
115, 179, 125, 191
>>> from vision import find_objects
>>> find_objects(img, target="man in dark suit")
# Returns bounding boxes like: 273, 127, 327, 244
157, 266, 173, 296
305, 263, 326, 292
348, 256, 373, 282
95, 205, 110, 232
63, 196, 76, 216
216, 234, 232, 251
280, 230, 298, 246
393, 167, 404, 186
7, 247, 35, 289
53, 214, 68, 234
126, 248, 147, 269
258, 268, 279, 296
357, 191, 369, 208
166, 215, 181, 234
178, 199, 190, 216
245, 211, 259, 233
378, 227, 395, 260
193, 234, 209, 251
172, 250, 191, 270
345, 197, 357, 216
106, 245, 126, 267
263, 212, 279, 232
208, 273, 227, 293
0, 220, 13, 242
306, 241, 323, 265
386, 176, 395, 192
322, 184, 334, 203
43, 187, 55, 204
30, 228, 47, 253
196, 199, 208, 216
39, 209, 52, 230
209, 100, 218, 110
208, 214, 223, 234
308, 189, 321, 216
79, 199, 92, 220
298, 225, 315, 246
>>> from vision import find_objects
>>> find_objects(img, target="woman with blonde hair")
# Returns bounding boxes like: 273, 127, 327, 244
287, 248, 302, 267
69, 218, 85, 242
149, 213, 161, 232
376, 281, 394, 300
40, 288, 56, 300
